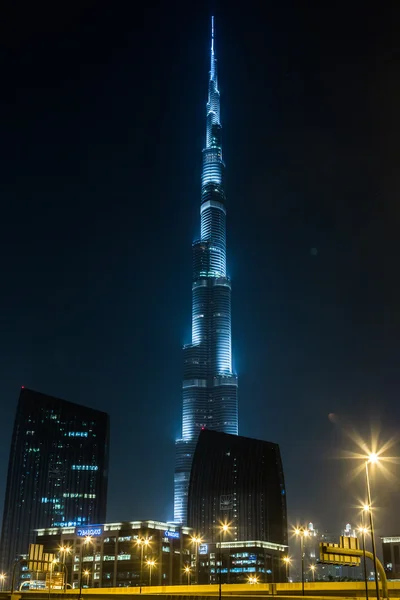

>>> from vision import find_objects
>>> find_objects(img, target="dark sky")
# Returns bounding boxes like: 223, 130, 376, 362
1, 0, 400, 539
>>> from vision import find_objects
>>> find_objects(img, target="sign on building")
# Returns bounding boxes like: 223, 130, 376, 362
75, 525, 103, 537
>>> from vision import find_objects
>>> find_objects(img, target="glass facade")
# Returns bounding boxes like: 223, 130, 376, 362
174, 17, 238, 524
187, 430, 287, 547
0, 387, 109, 574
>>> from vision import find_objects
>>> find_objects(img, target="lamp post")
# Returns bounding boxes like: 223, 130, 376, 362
365, 454, 380, 599
184, 565, 191, 586
191, 536, 202, 584
309, 565, 316, 582
294, 527, 309, 596
136, 537, 151, 588
282, 556, 291, 582
79, 536, 93, 598
146, 559, 155, 587
48, 559, 58, 600
219, 523, 230, 600
58, 546, 71, 590
0, 574, 6, 591
358, 524, 369, 600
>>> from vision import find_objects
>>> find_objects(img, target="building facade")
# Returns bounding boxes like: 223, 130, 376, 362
0, 387, 109, 574
187, 430, 287, 546
197, 540, 287, 584
34, 521, 193, 588
382, 536, 400, 580
174, 16, 238, 525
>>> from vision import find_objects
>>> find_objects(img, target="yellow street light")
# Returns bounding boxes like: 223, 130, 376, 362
0, 574, 6, 592
309, 564, 316, 582
184, 565, 191, 585
146, 559, 156, 586
136, 537, 151, 587
368, 453, 379, 464
218, 523, 231, 598
191, 536, 202, 584
248, 575, 258, 584
282, 556, 291, 580
294, 527, 308, 595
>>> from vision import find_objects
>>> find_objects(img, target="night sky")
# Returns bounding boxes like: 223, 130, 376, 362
1, 1, 400, 539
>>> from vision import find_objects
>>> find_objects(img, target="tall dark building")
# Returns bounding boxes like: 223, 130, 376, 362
187, 429, 287, 545
0, 388, 109, 573
174, 16, 238, 524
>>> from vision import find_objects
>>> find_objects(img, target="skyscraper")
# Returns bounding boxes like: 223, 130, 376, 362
0, 387, 109, 574
174, 17, 238, 524
187, 430, 287, 545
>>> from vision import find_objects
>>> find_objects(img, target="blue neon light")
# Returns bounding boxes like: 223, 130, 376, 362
76, 526, 103, 537
164, 530, 180, 539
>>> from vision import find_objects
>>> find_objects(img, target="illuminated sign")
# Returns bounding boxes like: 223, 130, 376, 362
164, 530, 180, 539
76, 526, 103, 538
199, 544, 208, 555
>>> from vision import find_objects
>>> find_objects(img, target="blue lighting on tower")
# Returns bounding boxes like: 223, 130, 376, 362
174, 17, 238, 525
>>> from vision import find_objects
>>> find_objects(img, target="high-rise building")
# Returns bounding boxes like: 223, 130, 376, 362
174, 17, 238, 524
0, 387, 109, 574
187, 429, 287, 546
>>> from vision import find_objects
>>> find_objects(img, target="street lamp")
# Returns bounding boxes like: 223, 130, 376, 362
219, 523, 230, 600
294, 527, 309, 596
48, 559, 58, 600
79, 536, 93, 598
191, 536, 202, 584
365, 453, 380, 600
309, 565, 316, 582
282, 556, 291, 581
146, 559, 156, 587
358, 524, 370, 600
84, 570, 90, 586
136, 537, 151, 588
248, 576, 258, 584
184, 565, 191, 586
0, 574, 6, 592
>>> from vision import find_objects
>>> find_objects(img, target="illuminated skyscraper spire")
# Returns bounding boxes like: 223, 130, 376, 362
174, 17, 238, 525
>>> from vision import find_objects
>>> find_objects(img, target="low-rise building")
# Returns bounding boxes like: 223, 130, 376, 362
34, 520, 193, 588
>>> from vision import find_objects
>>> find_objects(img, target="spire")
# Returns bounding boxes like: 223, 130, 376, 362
210, 16, 217, 83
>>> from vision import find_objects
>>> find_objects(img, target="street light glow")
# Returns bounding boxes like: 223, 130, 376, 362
368, 453, 379, 464
184, 566, 191, 573
146, 559, 156, 567
363, 504, 370, 512
283, 556, 291, 565
191, 535, 202, 544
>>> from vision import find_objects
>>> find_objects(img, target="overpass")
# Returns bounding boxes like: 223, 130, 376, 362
2, 582, 400, 600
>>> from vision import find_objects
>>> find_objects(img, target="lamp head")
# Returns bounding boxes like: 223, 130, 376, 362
368, 452, 379, 464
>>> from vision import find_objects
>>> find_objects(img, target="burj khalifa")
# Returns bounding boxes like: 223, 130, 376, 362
174, 17, 238, 524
